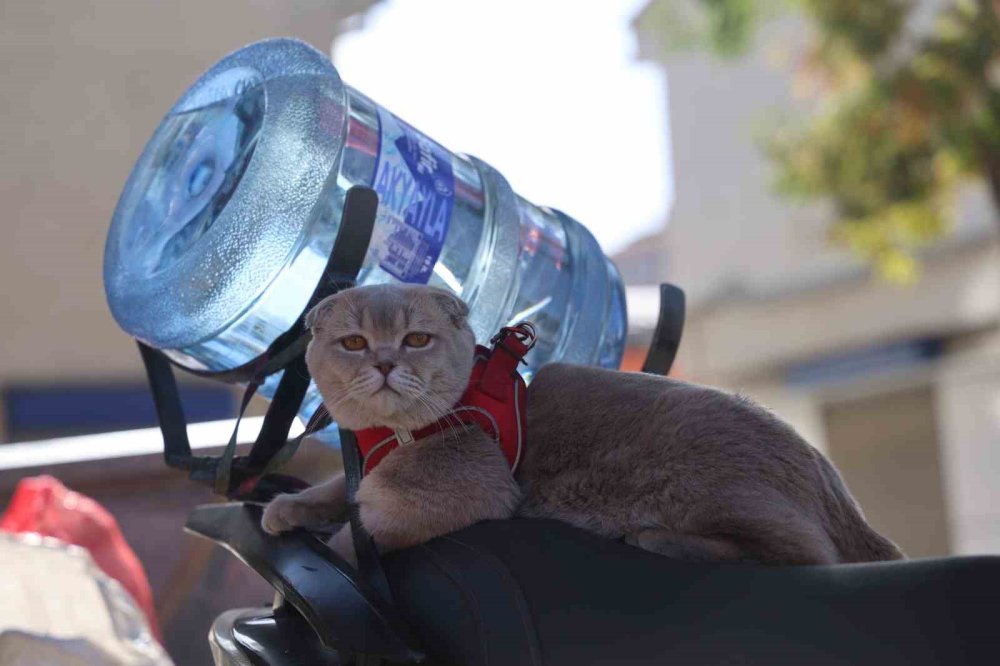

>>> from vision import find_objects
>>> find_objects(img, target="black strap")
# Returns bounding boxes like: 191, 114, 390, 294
311, 186, 380, 305
642, 283, 686, 376
341, 427, 396, 605
209, 379, 262, 493
258, 404, 333, 480
209, 353, 313, 494
246, 354, 313, 469
139, 342, 206, 470
170, 185, 380, 385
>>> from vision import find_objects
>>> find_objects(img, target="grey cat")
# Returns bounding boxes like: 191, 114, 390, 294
262, 284, 903, 565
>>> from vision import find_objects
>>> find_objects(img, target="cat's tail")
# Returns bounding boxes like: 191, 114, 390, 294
815, 453, 906, 563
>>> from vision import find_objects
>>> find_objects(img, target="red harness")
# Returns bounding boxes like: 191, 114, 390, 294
354, 323, 536, 476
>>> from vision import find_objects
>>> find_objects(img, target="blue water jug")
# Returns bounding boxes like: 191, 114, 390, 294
104, 38, 626, 420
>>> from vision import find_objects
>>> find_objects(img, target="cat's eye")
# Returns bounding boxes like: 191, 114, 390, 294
340, 335, 368, 351
403, 332, 431, 348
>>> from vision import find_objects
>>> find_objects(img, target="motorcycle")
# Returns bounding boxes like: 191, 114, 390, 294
135, 189, 997, 666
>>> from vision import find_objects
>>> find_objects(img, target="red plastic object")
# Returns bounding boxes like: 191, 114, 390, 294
0, 475, 162, 641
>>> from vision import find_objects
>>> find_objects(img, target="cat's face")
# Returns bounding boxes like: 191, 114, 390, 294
304, 284, 476, 431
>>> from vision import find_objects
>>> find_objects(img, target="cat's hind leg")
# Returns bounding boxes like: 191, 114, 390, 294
261, 474, 348, 535
721, 518, 840, 565
624, 529, 752, 563
675, 508, 841, 565
626, 505, 844, 564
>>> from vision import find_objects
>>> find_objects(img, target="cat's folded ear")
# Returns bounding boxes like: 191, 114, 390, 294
429, 288, 470, 328
305, 293, 339, 331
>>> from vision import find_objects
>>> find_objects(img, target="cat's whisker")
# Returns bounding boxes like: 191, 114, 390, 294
345, 375, 369, 394
350, 372, 383, 399
416, 392, 469, 448
417, 396, 465, 450
412, 392, 448, 425
316, 390, 354, 423
390, 371, 425, 399
412, 393, 452, 431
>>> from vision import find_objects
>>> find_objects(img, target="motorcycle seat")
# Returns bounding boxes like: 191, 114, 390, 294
384, 518, 998, 666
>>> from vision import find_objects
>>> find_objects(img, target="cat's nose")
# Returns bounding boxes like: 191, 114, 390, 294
374, 361, 395, 376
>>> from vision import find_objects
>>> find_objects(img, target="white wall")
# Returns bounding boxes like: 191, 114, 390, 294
0, 0, 377, 437
936, 340, 1000, 555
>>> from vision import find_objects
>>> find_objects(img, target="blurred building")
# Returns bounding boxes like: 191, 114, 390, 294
0, 0, 380, 440
622, 1, 1000, 559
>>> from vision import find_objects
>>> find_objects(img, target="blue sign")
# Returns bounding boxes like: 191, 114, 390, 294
371, 109, 454, 283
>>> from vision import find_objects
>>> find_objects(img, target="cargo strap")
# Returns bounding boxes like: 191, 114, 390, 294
641, 283, 685, 376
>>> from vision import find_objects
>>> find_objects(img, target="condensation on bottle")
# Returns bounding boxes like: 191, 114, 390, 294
104, 38, 627, 427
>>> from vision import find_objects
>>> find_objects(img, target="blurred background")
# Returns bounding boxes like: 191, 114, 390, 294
2, 0, 999, 663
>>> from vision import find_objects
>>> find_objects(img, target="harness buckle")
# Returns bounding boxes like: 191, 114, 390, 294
490, 322, 538, 364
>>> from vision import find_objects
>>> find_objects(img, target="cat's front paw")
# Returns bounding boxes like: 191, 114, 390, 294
260, 493, 332, 535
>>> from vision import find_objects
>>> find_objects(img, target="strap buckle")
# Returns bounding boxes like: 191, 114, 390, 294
490, 321, 537, 364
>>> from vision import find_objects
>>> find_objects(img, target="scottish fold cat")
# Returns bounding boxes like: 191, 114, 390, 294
262, 284, 903, 565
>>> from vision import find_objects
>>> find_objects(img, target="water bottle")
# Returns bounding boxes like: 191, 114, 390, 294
104, 38, 627, 424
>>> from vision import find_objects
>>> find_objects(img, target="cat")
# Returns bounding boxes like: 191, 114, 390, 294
261, 283, 903, 566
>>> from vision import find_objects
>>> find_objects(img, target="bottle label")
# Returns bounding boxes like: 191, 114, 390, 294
371, 109, 454, 283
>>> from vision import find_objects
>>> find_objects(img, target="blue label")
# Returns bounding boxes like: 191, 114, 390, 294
371, 109, 454, 283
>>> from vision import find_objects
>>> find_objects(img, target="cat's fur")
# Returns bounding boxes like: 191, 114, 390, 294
262, 284, 903, 565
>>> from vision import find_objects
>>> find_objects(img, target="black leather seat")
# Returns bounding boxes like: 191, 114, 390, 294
384, 518, 998, 666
